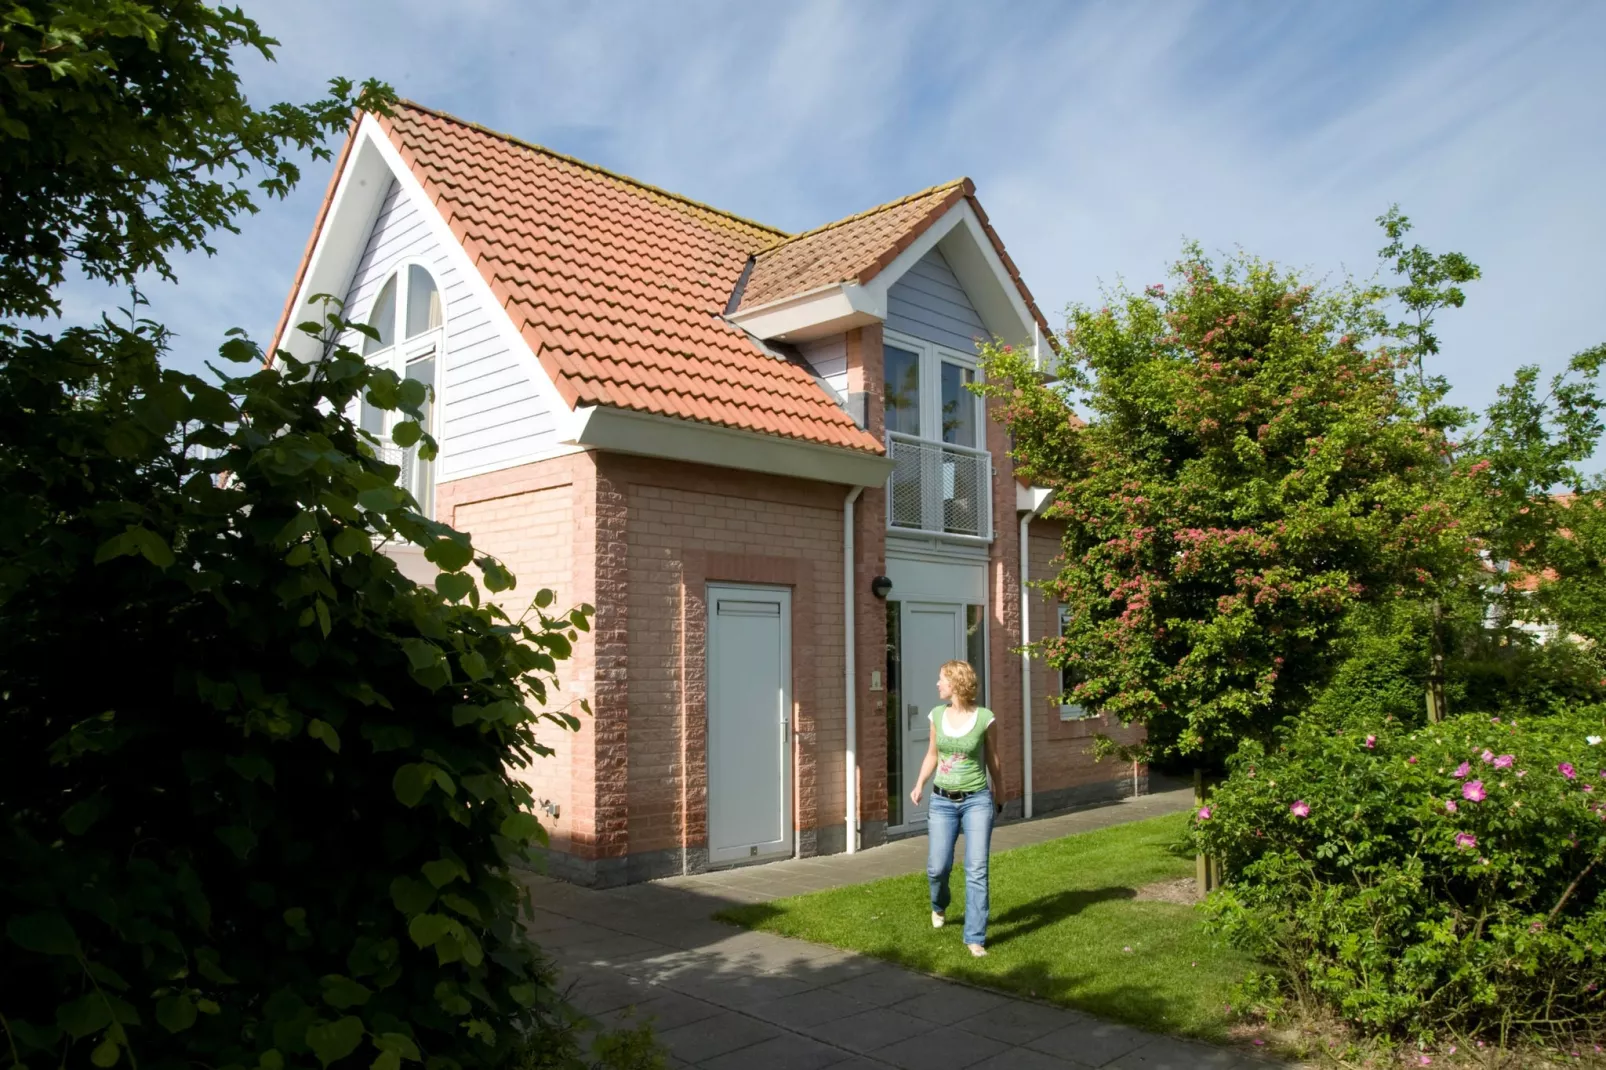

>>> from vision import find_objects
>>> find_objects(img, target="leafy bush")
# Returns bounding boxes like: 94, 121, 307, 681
1194, 707, 1606, 1040
0, 312, 596, 1070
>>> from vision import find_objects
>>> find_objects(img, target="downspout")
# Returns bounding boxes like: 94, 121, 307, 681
843, 486, 864, 854
1018, 491, 1052, 820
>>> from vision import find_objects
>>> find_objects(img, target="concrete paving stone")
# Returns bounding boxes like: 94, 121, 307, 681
1104, 1036, 1252, 1069
670, 969, 822, 1010
563, 932, 670, 966
869, 1023, 1010, 1070
888, 981, 1010, 1024
797, 951, 894, 986
696, 1032, 854, 1070
799, 1006, 931, 1053
746, 987, 877, 1029
957, 998, 1080, 1045
969, 1048, 1091, 1070
1028, 1018, 1149, 1066
822, 967, 947, 1008
593, 990, 723, 1034
533, 920, 620, 950
561, 973, 655, 1016
653, 1010, 785, 1064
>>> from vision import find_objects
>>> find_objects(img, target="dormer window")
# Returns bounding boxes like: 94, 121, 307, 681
357, 264, 444, 518
883, 330, 992, 541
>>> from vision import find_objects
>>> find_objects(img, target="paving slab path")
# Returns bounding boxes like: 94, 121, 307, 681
524, 787, 1290, 1069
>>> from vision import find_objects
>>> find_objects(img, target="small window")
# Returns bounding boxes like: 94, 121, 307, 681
364, 275, 397, 355
1058, 605, 1091, 720
405, 264, 442, 339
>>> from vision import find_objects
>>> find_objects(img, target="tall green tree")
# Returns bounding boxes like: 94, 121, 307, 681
0, 5, 624, 1069
979, 248, 1469, 767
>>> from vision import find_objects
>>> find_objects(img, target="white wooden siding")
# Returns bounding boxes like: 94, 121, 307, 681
343, 178, 561, 480
886, 247, 989, 355
797, 335, 848, 401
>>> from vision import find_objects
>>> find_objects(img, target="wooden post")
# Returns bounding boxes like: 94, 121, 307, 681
1194, 769, 1220, 897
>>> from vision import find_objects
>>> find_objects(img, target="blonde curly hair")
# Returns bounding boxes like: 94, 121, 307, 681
939, 660, 980, 707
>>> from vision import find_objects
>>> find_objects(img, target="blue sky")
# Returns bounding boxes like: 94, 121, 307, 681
61, 0, 1606, 417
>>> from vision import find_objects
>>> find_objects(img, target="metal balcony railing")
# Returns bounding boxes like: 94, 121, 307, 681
885, 432, 993, 541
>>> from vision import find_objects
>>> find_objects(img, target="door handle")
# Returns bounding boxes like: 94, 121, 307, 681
907, 703, 919, 729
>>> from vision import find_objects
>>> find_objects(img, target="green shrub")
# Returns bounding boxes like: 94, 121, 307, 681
1194, 706, 1606, 1040
0, 313, 595, 1070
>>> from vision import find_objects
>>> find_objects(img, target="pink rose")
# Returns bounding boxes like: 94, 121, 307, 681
1560, 762, 1577, 779
1492, 754, 1514, 769
1445, 799, 1458, 813
1365, 735, 1377, 749
1455, 832, 1476, 850
1407, 755, 1418, 764
1481, 749, 1495, 763
1453, 761, 1471, 778
1290, 800, 1310, 818
1462, 780, 1486, 803
1197, 806, 1213, 820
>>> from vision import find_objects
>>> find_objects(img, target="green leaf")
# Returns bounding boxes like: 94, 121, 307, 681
7, 911, 79, 956
534, 588, 554, 608
391, 763, 436, 808
371, 1051, 401, 1070
216, 824, 257, 859
507, 983, 537, 1008
308, 718, 341, 754
57, 994, 111, 1038
374, 1033, 420, 1061
397, 379, 427, 410
435, 572, 473, 603
195, 947, 237, 984
499, 811, 542, 845
406, 914, 453, 949
420, 857, 466, 889
331, 527, 372, 557
400, 640, 441, 672
306, 1016, 366, 1068
391, 421, 421, 449
357, 487, 404, 513
424, 537, 473, 572
156, 996, 198, 1034
320, 975, 373, 1010
63, 794, 112, 835
314, 598, 332, 637
478, 558, 515, 593
389, 876, 436, 915
91, 1037, 121, 1067
129, 526, 176, 568
219, 337, 259, 363
459, 650, 489, 681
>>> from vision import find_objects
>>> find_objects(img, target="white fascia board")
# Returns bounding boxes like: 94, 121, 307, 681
358, 116, 582, 444
727, 282, 882, 342
275, 134, 392, 363
572, 405, 894, 488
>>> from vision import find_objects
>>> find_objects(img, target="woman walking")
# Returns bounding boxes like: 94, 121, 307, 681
909, 659, 1003, 956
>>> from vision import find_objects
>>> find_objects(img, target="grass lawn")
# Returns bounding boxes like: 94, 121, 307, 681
716, 811, 1256, 1043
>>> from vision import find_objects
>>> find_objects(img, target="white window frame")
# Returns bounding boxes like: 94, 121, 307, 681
354, 257, 446, 519
882, 329, 984, 449
1058, 604, 1092, 721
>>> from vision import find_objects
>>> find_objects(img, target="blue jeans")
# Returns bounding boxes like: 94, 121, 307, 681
926, 787, 993, 946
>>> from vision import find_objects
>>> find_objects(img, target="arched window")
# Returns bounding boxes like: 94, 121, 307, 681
356, 264, 445, 517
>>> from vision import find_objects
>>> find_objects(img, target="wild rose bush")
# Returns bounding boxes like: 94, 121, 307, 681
1194, 707, 1606, 1039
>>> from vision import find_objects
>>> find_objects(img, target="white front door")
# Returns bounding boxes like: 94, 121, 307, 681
898, 601, 965, 829
707, 585, 793, 864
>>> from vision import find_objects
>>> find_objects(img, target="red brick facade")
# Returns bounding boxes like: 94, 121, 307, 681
431, 446, 1142, 885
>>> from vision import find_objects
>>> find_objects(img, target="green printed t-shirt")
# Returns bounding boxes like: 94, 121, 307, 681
929, 705, 994, 793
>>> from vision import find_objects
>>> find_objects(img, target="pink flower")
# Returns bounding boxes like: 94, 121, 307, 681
1455, 832, 1476, 850
1493, 754, 1514, 769
1445, 799, 1458, 813
1290, 800, 1311, 818
1197, 806, 1213, 820
1481, 749, 1495, 763
1560, 762, 1577, 779
1517, 770, 1528, 778
1453, 761, 1471, 778
1419, 1057, 1432, 1066
1365, 735, 1377, 749
1407, 755, 1418, 764
1462, 780, 1487, 802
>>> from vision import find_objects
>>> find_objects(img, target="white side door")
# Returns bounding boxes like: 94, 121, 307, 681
707, 585, 793, 864
899, 601, 964, 828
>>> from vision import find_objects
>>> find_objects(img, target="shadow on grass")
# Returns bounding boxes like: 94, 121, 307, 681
986, 885, 1135, 947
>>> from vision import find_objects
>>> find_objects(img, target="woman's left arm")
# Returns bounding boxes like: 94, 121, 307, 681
984, 721, 1004, 802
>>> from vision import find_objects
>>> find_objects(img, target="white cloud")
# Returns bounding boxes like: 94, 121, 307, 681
49, 0, 1604, 426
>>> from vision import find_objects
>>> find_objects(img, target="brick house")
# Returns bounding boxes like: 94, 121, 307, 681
270, 101, 1145, 887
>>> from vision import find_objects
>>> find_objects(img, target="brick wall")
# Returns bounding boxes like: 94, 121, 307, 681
1025, 518, 1147, 808
844, 326, 888, 843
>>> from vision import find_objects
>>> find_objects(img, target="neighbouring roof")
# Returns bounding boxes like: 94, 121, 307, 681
735, 180, 971, 310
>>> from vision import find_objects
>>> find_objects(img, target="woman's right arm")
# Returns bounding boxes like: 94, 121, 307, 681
910, 724, 939, 806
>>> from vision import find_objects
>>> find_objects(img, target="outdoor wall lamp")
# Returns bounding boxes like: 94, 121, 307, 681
870, 575, 893, 600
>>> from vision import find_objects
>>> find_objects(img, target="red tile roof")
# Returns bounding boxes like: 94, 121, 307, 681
737, 180, 971, 310
379, 102, 880, 453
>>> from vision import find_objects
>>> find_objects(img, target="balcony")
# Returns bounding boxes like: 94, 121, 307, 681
885, 432, 993, 542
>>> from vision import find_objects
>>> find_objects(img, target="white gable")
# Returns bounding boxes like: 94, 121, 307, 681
342, 178, 563, 481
